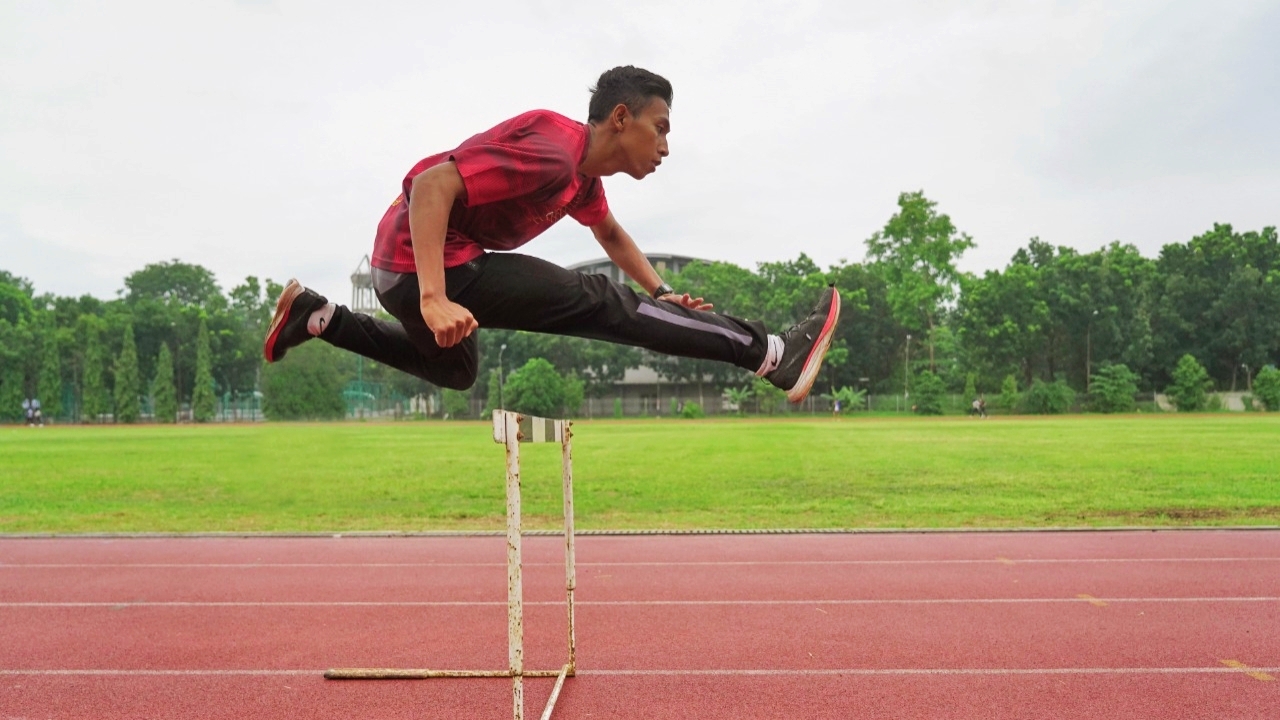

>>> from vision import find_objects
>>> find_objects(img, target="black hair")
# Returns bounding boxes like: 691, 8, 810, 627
587, 66, 673, 124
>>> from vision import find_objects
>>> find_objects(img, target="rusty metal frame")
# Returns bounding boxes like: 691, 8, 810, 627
325, 410, 577, 720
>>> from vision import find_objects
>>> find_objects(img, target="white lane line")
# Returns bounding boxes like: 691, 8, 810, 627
2, 667, 1277, 678
3, 557, 1279, 568
581, 667, 1280, 677
0, 669, 315, 676
581, 666, 1280, 676
2, 597, 1278, 608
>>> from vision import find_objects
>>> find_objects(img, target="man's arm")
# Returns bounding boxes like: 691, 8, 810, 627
408, 162, 479, 348
589, 211, 712, 310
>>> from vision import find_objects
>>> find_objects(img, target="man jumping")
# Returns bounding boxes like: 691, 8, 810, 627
264, 66, 840, 403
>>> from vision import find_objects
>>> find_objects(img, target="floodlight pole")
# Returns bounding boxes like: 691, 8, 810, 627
904, 334, 911, 402
1086, 309, 1099, 393
499, 344, 507, 410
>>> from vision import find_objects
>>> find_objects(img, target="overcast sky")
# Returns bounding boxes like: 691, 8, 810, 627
2, 0, 1277, 301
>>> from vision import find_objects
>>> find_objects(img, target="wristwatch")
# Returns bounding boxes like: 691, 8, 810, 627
652, 283, 675, 299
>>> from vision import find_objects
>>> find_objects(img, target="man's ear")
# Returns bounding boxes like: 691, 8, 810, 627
610, 103, 631, 131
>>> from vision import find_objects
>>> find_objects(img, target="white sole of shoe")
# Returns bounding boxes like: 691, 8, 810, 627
786, 290, 841, 404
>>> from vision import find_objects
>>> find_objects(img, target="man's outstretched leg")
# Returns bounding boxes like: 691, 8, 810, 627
262, 277, 478, 390
450, 253, 841, 403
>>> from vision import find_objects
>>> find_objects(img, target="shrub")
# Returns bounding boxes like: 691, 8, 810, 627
1167, 354, 1211, 412
262, 342, 346, 420
832, 386, 866, 414
504, 358, 582, 418
1000, 374, 1020, 413
1254, 366, 1280, 411
613, 397, 623, 418
1089, 363, 1138, 413
680, 402, 705, 419
912, 371, 945, 415
1024, 379, 1074, 415
442, 388, 471, 419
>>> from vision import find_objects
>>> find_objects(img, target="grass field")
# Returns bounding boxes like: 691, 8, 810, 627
1, 415, 1278, 533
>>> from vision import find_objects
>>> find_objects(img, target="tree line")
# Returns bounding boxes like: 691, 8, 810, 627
1, 190, 1277, 422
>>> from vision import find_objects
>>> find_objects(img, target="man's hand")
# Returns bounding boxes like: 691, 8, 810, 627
658, 292, 714, 312
420, 296, 478, 348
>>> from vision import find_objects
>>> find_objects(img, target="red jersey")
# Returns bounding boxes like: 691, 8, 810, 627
370, 110, 610, 273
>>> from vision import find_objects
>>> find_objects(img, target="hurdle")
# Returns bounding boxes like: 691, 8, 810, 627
325, 409, 577, 720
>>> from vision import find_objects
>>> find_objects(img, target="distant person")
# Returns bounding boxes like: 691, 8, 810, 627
31, 398, 43, 426
264, 66, 841, 405
23, 398, 33, 426
971, 396, 987, 419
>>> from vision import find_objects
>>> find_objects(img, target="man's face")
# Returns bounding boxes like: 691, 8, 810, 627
619, 97, 670, 180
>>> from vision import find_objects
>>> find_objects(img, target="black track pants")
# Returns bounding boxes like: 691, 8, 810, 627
319, 252, 769, 390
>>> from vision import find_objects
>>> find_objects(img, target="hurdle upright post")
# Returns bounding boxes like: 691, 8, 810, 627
561, 420, 576, 675
324, 409, 577, 720
503, 410, 525, 719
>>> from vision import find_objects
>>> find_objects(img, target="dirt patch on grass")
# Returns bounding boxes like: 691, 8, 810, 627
1046, 506, 1280, 523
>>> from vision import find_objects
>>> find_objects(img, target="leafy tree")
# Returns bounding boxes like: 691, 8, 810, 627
962, 373, 977, 403
866, 191, 975, 371
1250, 366, 1280, 411
113, 323, 142, 423
1167, 354, 1211, 412
999, 374, 1020, 413
0, 271, 35, 326
1024, 379, 1074, 415
912, 371, 945, 415
192, 318, 216, 422
504, 357, 577, 418
0, 320, 32, 422
261, 342, 346, 420
826, 261, 904, 394
152, 344, 178, 423
1150, 225, 1280, 389
1089, 363, 1138, 413
124, 260, 223, 308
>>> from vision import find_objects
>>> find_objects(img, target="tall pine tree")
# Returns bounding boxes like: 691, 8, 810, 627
38, 326, 63, 421
113, 323, 141, 423
152, 343, 178, 423
81, 323, 109, 423
192, 317, 216, 422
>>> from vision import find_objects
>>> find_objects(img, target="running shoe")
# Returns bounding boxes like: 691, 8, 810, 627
765, 285, 841, 403
263, 279, 328, 362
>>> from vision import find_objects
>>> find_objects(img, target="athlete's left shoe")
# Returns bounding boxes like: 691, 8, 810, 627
263, 279, 329, 363
765, 285, 841, 403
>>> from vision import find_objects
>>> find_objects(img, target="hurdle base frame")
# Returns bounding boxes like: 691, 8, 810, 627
325, 410, 577, 720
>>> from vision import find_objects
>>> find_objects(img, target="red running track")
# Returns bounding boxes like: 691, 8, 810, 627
1, 531, 1277, 719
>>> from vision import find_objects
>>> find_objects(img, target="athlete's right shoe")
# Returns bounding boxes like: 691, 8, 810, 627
764, 286, 842, 403
263, 279, 329, 363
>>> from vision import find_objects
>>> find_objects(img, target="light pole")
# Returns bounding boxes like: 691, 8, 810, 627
498, 344, 507, 410
904, 334, 912, 402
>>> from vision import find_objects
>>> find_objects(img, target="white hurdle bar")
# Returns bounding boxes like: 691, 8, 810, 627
325, 410, 577, 720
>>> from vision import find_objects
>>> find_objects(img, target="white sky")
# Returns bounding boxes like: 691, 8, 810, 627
2, 0, 1277, 301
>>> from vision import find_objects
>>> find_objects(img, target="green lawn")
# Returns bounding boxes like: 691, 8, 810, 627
1, 415, 1277, 533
